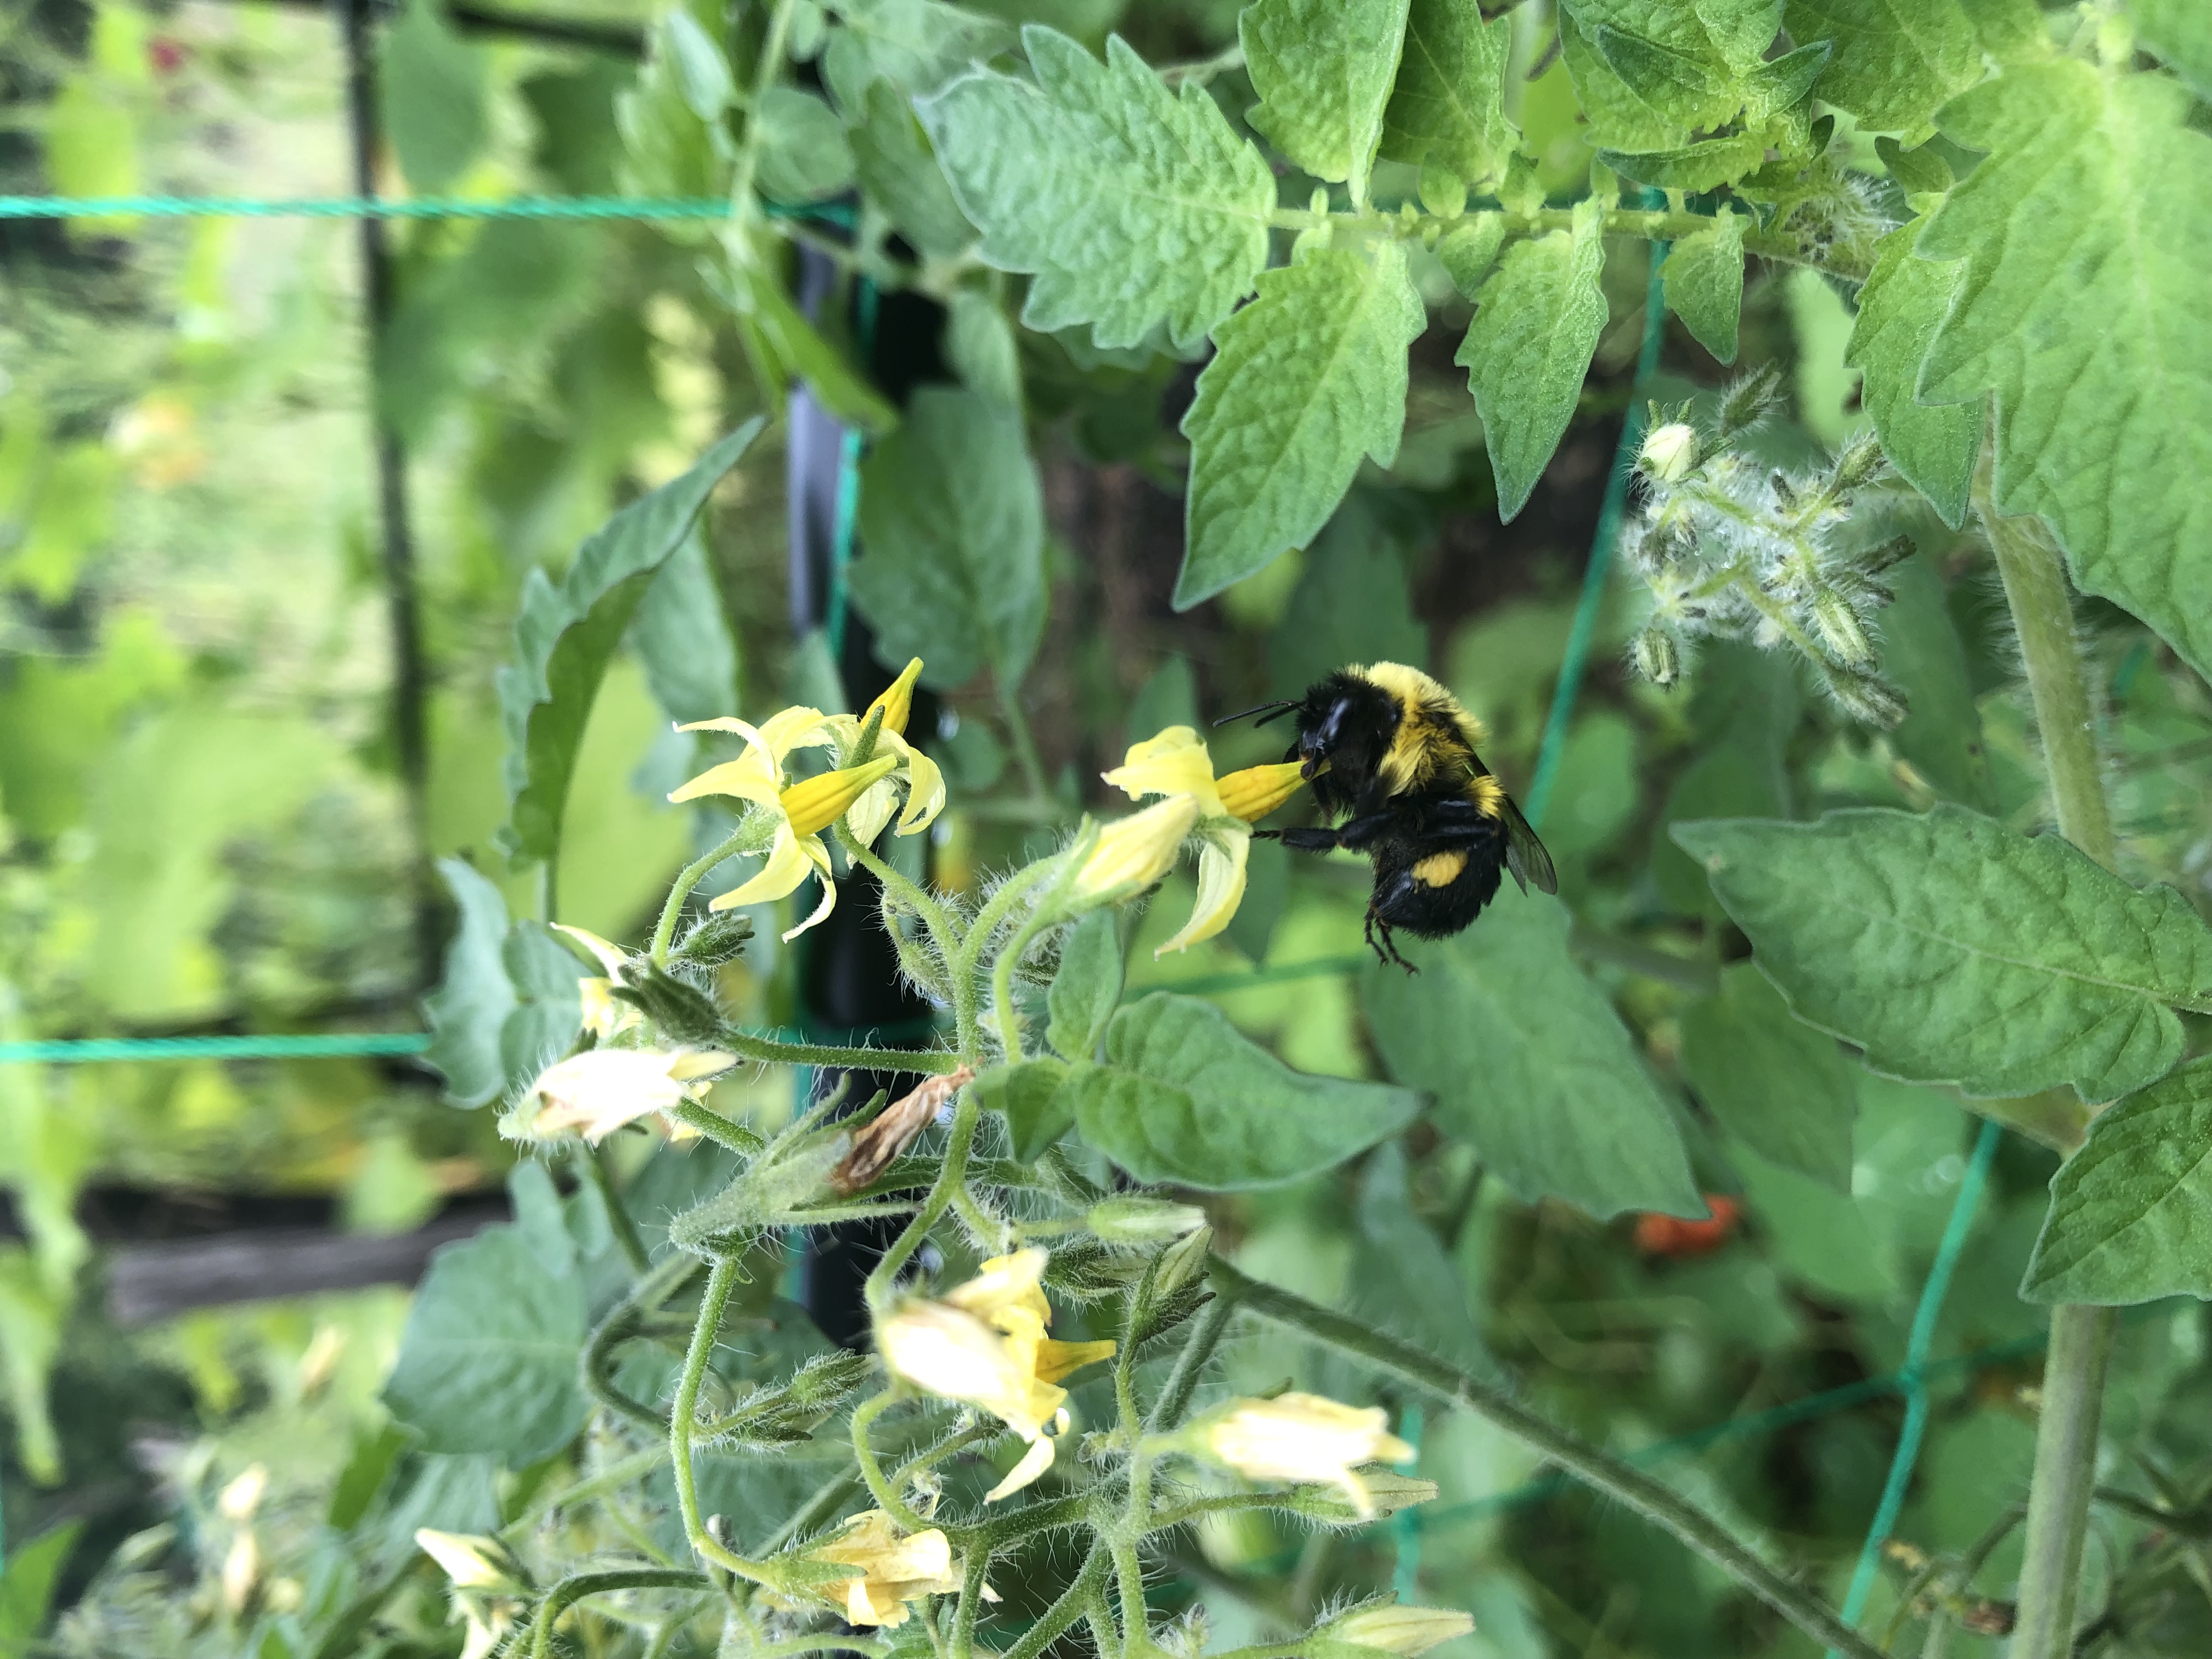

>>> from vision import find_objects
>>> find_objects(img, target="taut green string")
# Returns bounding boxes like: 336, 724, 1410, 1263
0, 195, 843, 223
0, 1033, 430, 1063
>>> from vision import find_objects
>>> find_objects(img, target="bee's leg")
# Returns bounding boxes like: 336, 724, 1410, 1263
1362, 907, 1390, 964
1336, 802, 1423, 849
1273, 826, 1344, 854
1374, 917, 1417, 975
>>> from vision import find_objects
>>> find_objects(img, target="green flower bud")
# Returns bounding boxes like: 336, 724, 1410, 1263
1632, 626, 1681, 687
1639, 422, 1700, 483
1087, 1195, 1208, 1247
1830, 669, 1909, 729
1812, 591, 1875, 666
1324, 1602, 1476, 1655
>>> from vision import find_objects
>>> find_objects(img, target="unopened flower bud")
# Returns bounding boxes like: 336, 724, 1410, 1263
1196, 1393, 1413, 1519
221, 1531, 261, 1614
1087, 1195, 1207, 1247
1070, 797, 1199, 905
1828, 429, 1887, 493
1290, 1469, 1440, 1525
1631, 626, 1680, 687
1639, 422, 1699, 483
1154, 1222, 1214, 1299
1812, 592, 1875, 665
1324, 1603, 1477, 1655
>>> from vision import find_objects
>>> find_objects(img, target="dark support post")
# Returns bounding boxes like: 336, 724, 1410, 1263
787, 246, 949, 1348
337, 0, 437, 986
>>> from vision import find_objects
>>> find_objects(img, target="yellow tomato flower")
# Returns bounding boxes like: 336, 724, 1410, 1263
669, 694, 945, 941
415, 1531, 523, 1659
807, 1510, 962, 1627
876, 1248, 1115, 1501
553, 924, 644, 1040
1069, 796, 1201, 906
1325, 1604, 1476, 1655
1197, 1392, 1414, 1519
511, 1047, 734, 1143
1099, 726, 1307, 957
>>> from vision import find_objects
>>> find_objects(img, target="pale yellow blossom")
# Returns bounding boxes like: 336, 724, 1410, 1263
511, 1047, 734, 1143
1197, 1392, 1414, 1519
1326, 1603, 1476, 1654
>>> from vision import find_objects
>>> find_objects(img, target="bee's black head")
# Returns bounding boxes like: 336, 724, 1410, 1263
1289, 672, 1399, 812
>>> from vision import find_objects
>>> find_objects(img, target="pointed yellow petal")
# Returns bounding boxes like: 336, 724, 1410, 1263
1216, 760, 1308, 823
1102, 726, 1222, 814
669, 752, 782, 806
710, 827, 815, 911
896, 744, 946, 836
1155, 830, 1249, 957
755, 704, 834, 758
1034, 1337, 1117, 1384
984, 1434, 1057, 1503
675, 716, 749, 734
866, 658, 925, 737
781, 838, 839, 942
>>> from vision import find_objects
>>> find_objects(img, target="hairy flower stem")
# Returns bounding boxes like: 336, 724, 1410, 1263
670, 1259, 774, 1585
1209, 1259, 1887, 1659
651, 823, 767, 965
582, 1139, 652, 1274
850, 1391, 933, 1533
865, 1085, 983, 1311
527, 1568, 711, 1659
837, 823, 974, 1048
1980, 478, 2120, 1659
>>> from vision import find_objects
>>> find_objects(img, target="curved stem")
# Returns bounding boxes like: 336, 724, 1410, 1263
997, 677, 1053, 807
502, 1446, 670, 1543
1209, 1259, 1887, 1659
1978, 477, 2121, 1659
955, 858, 1063, 1061
669, 1259, 774, 1585
990, 907, 1056, 1062
850, 1391, 932, 1533
721, 1026, 966, 1075
1001, 1543, 1109, 1659
952, 1542, 992, 1659
667, 1098, 768, 1156
583, 1251, 702, 1430
528, 1569, 709, 1659
581, 1139, 652, 1276
1147, 1284, 1238, 1431
865, 1084, 982, 1311
652, 825, 765, 965
837, 822, 972, 1051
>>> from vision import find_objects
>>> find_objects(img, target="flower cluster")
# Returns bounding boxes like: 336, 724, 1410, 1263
1620, 370, 1916, 726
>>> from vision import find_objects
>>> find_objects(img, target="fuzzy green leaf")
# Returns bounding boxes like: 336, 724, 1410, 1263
819, 0, 1014, 106
1069, 993, 1422, 1189
1176, 243, 1424, 607
1920, 62, 2212, 680
1380, 0, 1516, 183
1681, 963, 1857, 1189
2023, 1057, 2212, 1304
1436, 215, 1506, 298
422, 858, 518, 1108
1848, 220, 1979, 527
1602, 134, 1765, 193
974, 1058, 1076, 1161
849, 386, 1045, 691
1674, 805, 2212, 1101
382, 1225, 589, 1465
1047, 911, 1126, 1061
1558, 0, 1780, 148
497, 424, 763, 868
2135, 0, 2212, 98
631, 529, 742, 728
1781, 0, 1982, 131
0, 1521, 82, 1649
918, 29, 1276, 353
1661, 207, 1746, 363
849, 82, 975, 261
1458, 199, 1609, 522
1241, 0, 1409, 192
1363, 888, 1701, 1218
754, 87, 854, 201
1879, 550, 1994, 809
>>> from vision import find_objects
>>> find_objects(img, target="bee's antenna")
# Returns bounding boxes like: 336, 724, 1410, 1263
1212, 698, 1297, 728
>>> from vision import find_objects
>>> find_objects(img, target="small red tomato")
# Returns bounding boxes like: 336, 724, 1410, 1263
149, 37, 186, 74
1634, 1194, 1743, 1258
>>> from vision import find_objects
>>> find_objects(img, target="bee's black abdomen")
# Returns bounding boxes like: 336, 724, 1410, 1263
1368, 820, 1509, 939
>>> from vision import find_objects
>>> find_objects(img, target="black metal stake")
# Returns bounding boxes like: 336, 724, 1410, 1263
337, 0, 437, 988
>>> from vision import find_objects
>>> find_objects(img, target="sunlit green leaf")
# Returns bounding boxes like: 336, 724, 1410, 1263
1660, 207, 1746, 363
2023, 1057, 2212, 1304
1458, 199, 1608, 522
918, 28, 1275, 352
1681, 964, 1858, 1189
848, 387, 1045, 691
1782, 0, 1983, 132
496, 423, 762, 870
1380, 0, 1516, 183
755, 87, 855, 201
1921, 62, 2212, 680
1675, 806, 2212, 1101
850, 82, 975, 259
1070, 993, 1422, 1189
1240, 0, 1409, 191
1048, 911, 1125, 1062
1363, 888, 1701, 1218
1847, 221, 1979, 527
1177, 243, 1424, 608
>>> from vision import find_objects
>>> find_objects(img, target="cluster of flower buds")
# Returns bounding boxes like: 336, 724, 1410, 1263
1621, 367, 1916, 727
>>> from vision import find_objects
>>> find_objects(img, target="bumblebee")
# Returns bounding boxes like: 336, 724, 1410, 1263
1221, 662, 1556, 970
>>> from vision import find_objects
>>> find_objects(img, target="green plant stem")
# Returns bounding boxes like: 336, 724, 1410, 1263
950, 859, 1059, 1055
651, 824, 766, 964
581, 1139, 652, 1274
669, 1259, 774, 1585
527, 1568, 710, 1659
865, 1084, 983, 1309
720, 1025, 966, 1075
728, 0, 801, 215
666, 1098, 768, 1155
851, 1392, 933, 1533
1001, 1543, 1109, 1659
837, 822, 973, 1048
952, 1543, 992, 1659
1210, 1259, 1887, 1659
503, 1446, 672, 1543
1147, 1283, 1238, 1431
1978, 478, 2121, 1659
991, 907, 1056, 1060
583, 1251, 701, 1429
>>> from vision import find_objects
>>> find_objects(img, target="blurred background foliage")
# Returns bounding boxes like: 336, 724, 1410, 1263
4, 0, 2212, 1654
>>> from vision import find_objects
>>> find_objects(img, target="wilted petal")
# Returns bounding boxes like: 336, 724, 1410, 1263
894, 741, 946, 836
984, 1433, 1057, 1503
710, 825, 817, 911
